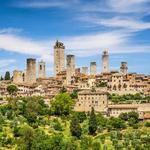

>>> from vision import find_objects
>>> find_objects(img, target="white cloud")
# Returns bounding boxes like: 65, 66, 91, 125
0, 28, 22, 34
0, 29, 150, 59
82, 17, 150, 31
107, 0, 150, 13
16, 0, 79, 8
0, 59, 16, 68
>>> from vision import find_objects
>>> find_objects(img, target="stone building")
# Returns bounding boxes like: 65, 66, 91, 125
90, 62, 96, 75
108, 103, 150, 119
108, 104, 138, 117
102, 49, 109, 73
66, 55, 75, 85
54, 40, 65, 76
120, 62, 128, 74
26, 58, 36, 84
74, 90, 108, 113
13, 70, 23, 84
82, 67, 88, 75
38, 60, 46, 79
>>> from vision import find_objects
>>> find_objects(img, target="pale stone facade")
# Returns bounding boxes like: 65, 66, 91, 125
26, 58, 36, 84
90, 62, 96, 75
102, 50, 109, 73
108, 103, 150, 119
74, 90, 108, 113
38, 60, 46, 79
54, 40, 65, 76
66, 55, 75, 85
13, 70, 23, 84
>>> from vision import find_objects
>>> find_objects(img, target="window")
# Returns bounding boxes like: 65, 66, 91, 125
40, 65, 42, 70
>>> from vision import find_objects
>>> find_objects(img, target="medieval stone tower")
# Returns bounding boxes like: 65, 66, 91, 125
66, 55, 75, 85
120, 62, 128, 74
26, 58, 36, 84
38, 60, 46, 79
82, 67, 88, 75
102, 49, 109, 73
90, 62, 96, 75
13, 70, 23, 84
54, 40, 65, 76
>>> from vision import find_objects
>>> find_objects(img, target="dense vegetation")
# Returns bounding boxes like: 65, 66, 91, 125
108, 93, 150, 104
0, 92, 149, 150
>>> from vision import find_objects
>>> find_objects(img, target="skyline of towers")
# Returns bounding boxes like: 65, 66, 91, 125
10, 41, 131, 85
102, 49, 109, 73
38, 60, 46, 79
66, 55, 75, 85
90, 62, 96, 75
26, 58, 36, 84
54, 40, 65, 76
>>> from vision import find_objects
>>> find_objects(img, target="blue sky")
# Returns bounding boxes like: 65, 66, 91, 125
0, 0, 150, 76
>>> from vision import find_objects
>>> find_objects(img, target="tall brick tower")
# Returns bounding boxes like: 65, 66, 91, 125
66, 55, 75, 85
54, 40, 65, 76
102, 49, 109, 73
38, 60, 46, 79
120, 62, 128, 74
26, 58, 36, 84
90, 62, 96, 75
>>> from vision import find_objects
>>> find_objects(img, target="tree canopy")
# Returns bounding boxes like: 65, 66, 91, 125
50, 93, 74, 116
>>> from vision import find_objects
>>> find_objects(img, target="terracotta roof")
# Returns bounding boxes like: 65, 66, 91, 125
144, 113, 150, 119
108, 104, 138, 109
78, 90, 107, 95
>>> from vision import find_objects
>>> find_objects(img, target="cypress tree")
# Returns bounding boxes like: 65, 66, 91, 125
70, 115, 82, 138
89, 107, 97, 135
0, 76, 3, 80
4, 71, 10, 80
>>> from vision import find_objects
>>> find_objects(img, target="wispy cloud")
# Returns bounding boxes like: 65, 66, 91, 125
81, 17, 150, 31
0, 28, 22, 34
16, 0, 79, 8
0, 59, 16, 68
107, 0, 150, 13
0, 28, 150, 60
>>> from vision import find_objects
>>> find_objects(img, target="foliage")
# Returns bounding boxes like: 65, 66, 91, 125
53, 118, 63, 131
89, 107, 97, 135
96, 81, 107, 87
0, 76, 3, 80
7, 84, 18, 96
70, 114, 82, 138
72, 111, 87, 123
70, 90, 78, 99
0, 95, 149, 150
59, 86, 67, 93
107, 117, 126, 129
145, 121, 150, 127
4, 71, 11, 80
80, 135, 92, 150
51, 93, 74, 116
108, 93, 144, 103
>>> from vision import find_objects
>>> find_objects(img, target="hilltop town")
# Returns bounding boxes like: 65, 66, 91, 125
0, 40, 150, 120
